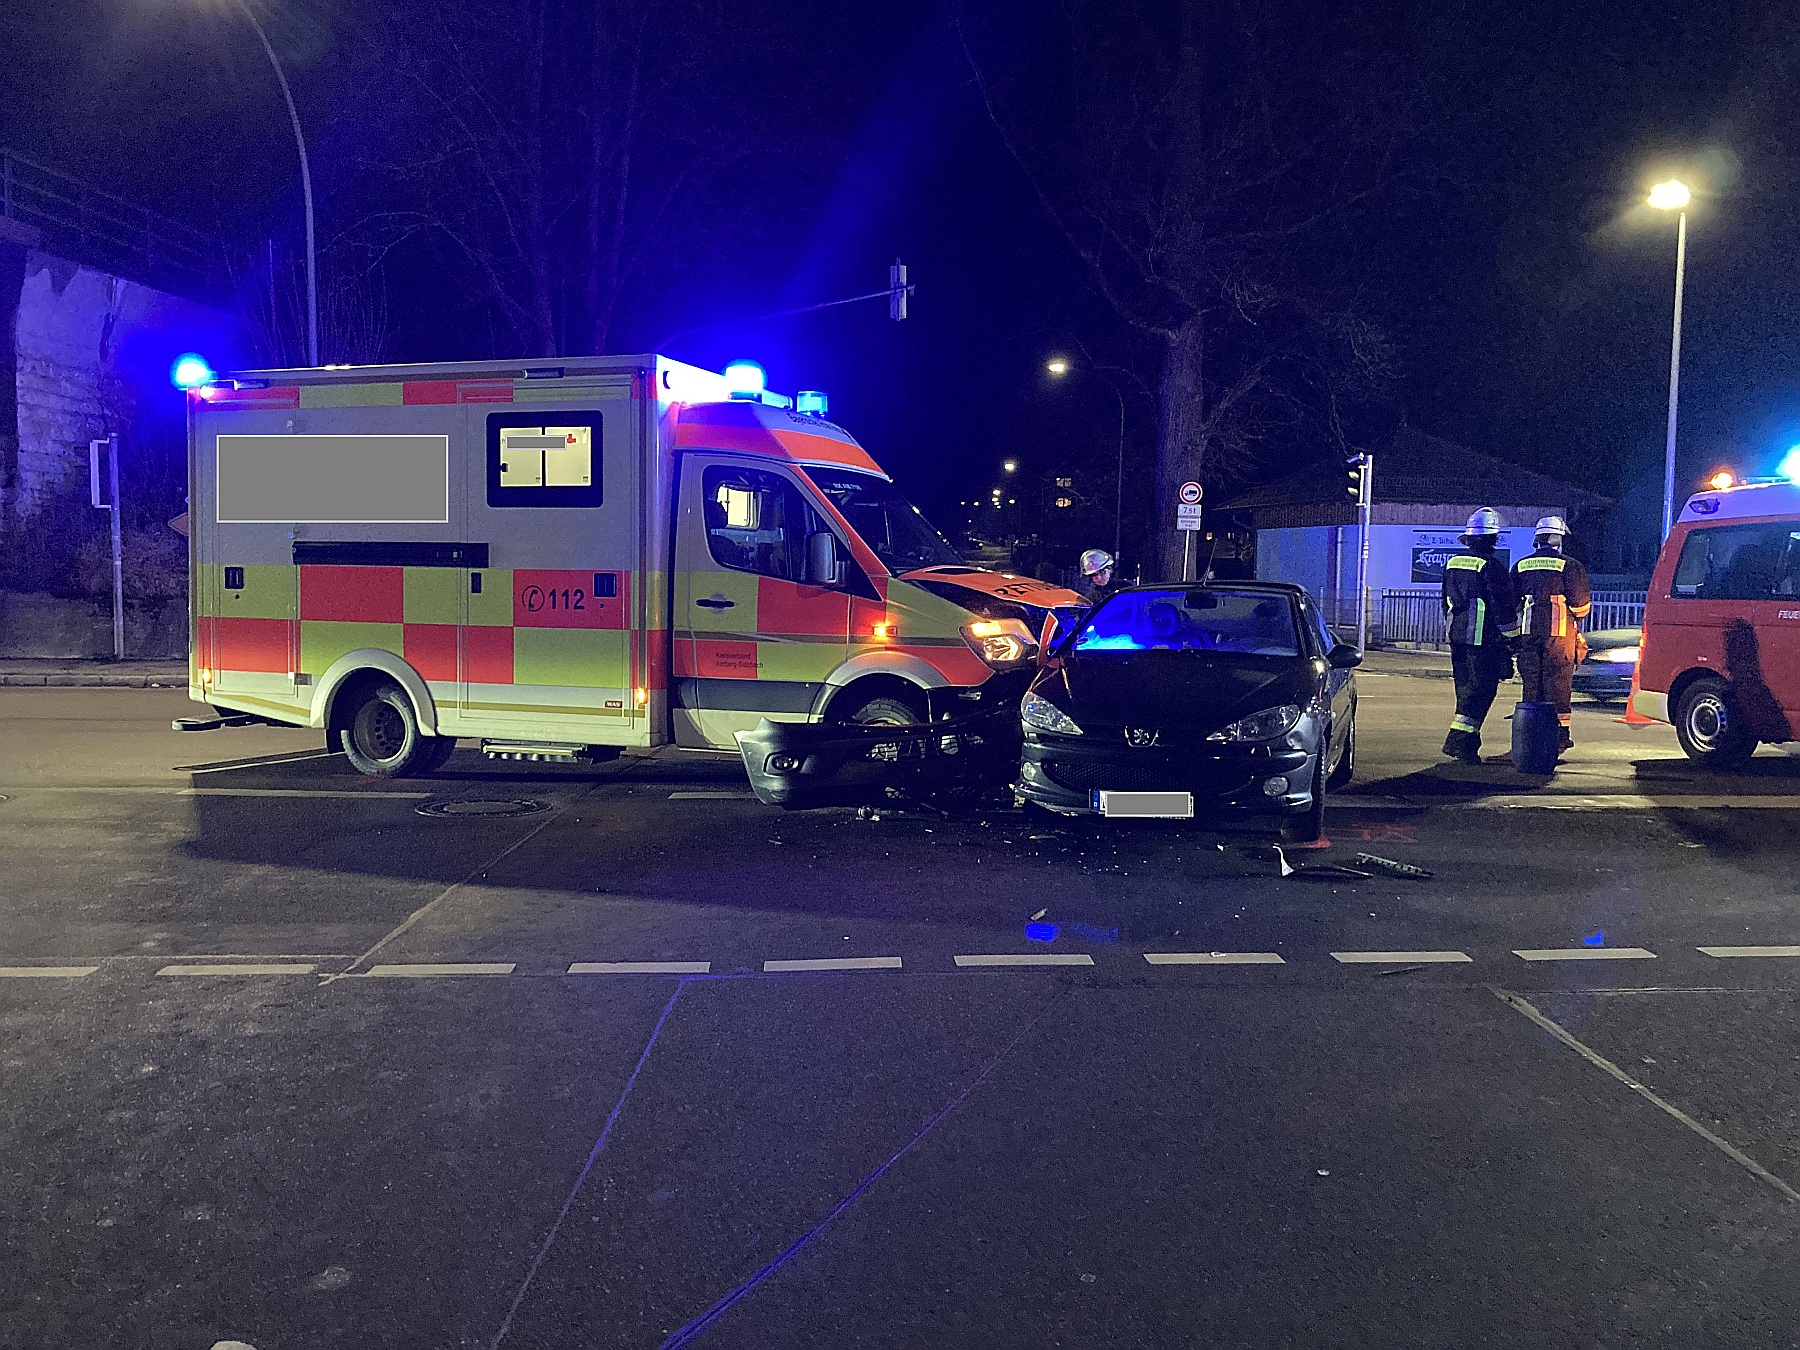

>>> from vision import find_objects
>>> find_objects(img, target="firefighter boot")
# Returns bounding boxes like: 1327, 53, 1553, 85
1442, 729, 1482, 765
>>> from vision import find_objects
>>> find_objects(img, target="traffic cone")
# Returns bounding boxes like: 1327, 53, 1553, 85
1616, 663, 1657, 727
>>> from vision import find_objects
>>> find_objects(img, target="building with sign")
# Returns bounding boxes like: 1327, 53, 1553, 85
1216, 426, 1608, 631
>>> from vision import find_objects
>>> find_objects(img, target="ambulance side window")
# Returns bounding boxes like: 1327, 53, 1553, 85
701, 467, 825, 583
487, 412, 603, 507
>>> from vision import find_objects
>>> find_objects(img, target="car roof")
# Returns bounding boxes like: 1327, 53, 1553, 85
1108, 580, 1306, 598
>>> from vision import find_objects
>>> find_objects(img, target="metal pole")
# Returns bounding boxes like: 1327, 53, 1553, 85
1660, 210, 1687, 540
107, 433, 124, 660
1356, 454, 1374, 650
1182, 526, 1194, 582
1112, 381, 1125, 561
239, 3, 318, 367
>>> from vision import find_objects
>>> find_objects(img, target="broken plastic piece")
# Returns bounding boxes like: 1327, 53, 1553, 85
1351, 852, 1434, 881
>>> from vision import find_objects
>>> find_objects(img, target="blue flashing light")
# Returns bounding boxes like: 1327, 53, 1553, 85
723, 359, 767, 399
1024, 922, 1060, 943
795, 389, 829, 417
170, 353, 216, 390
1779, 445, 1800, 484
1582, 930, 1605, 947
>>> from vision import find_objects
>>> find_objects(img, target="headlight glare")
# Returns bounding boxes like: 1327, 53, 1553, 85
1021, 690, 1082, 736
1596, 646, 1640, 664
962, 618, 1035, 668
1206, 703, 1303, 743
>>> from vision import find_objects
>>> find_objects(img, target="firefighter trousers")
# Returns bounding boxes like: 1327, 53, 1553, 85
1517, 637, 1577, 747
1444, 643, 1511, 761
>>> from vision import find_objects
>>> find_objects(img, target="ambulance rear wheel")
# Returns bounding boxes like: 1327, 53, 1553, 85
1674, 678, 1756, 768
340, 681, 431, 777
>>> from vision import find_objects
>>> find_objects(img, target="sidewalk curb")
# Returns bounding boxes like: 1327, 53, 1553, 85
0, 673, 186, 688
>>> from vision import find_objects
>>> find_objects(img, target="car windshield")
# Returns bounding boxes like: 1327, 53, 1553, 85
1072, 588, 1301, 656
804, 468, 962, 574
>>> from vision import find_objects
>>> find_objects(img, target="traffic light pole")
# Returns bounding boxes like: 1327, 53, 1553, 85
1356, 454, 1374, 651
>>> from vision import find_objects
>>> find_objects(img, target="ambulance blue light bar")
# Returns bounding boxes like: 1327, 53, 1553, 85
170, 353, 215, 390
795, 390, 829, 417
723, 359, 767, 399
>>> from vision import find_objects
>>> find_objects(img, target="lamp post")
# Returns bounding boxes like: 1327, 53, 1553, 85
1046, 357, 1128, 561
232, 2, 319, 367
1648, 179, 1690, 539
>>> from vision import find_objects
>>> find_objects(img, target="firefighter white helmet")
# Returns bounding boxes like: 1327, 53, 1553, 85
1079, 548, 1115, 577
1463, 507, 1503, 538
1534, 516, 1570, 538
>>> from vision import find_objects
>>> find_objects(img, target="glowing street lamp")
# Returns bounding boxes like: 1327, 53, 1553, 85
1649, 179, 1691, 538
1003, 459, 1017, 473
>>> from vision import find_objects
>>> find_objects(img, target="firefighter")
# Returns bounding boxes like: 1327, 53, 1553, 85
1441, 507, 1522, 764
1512, 516, 1592, 752
1076, 548, 1118, 605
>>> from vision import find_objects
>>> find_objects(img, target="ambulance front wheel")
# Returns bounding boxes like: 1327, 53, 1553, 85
339, 679, 439, 777
837, 691, 925, 727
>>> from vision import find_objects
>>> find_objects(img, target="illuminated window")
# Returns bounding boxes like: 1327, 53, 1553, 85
487, 412, 603, 507
701, 465, 832, 583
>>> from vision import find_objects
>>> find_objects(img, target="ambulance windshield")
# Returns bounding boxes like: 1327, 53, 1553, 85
806, 468, 962, 575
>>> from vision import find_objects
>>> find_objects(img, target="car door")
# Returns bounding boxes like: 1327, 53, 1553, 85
1302, 595, 1353, 762
671, 455, 851, 749
1754, 520, 1800, 738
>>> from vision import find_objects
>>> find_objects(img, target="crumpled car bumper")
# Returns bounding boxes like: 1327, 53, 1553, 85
735, 708, 1021, 810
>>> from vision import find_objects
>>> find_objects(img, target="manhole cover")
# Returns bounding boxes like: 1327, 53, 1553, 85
415, 798, 550, 819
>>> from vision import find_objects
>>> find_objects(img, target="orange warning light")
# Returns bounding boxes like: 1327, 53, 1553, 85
1706, 469, 1736, 491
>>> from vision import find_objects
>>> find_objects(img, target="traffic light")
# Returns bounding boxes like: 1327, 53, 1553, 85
1345, 453, 1370, 506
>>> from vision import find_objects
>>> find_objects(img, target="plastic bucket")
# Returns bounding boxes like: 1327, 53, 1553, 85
1511, 701, 1560, 774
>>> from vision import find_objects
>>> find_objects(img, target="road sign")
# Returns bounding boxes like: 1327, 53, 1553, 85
1178, 481, 1203, 505
1176, 502, 1203, 531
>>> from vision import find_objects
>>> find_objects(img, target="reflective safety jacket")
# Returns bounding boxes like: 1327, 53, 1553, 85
1512, 547, 1592, 640
1441, 548, 1521, 647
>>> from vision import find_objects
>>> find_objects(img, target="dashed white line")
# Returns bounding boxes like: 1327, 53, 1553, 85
1145, 952, 1285, 965
1331, 951, 1472, 964
954, 953, 1095, 968
568, 961, 712, 975
1698, 946, 1800, 959
765, 957, 903, 972
363, 963, 517, 977
0, 965, 99, 978
1514, 948, 1656, 962
157, 963, 316, 976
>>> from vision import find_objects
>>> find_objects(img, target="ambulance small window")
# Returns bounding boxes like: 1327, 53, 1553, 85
701, 466, 826, 582
487, 412, 603, 507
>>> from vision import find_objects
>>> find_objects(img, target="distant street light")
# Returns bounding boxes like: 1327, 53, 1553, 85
214, 2, 319, 367
1649, 179, 1691, 538
1003, 459, 1017, 473
1046, 357, 1128, 560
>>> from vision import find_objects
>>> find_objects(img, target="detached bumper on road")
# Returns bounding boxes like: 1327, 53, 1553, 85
736, 707, 1021, 810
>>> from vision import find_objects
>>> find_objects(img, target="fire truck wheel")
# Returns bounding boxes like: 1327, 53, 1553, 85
1673, 677, 1756, 767
839, 693, 924, 727
339, 681, 430, 777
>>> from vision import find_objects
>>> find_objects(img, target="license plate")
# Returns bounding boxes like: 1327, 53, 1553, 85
1094, 790, 1194, 819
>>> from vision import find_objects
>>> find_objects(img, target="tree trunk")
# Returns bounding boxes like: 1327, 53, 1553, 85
1154, 314, 1206, 581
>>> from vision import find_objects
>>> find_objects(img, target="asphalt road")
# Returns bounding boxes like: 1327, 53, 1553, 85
4, 669, 1800, 1349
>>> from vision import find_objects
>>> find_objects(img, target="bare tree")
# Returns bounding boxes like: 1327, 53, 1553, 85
955, 0, 1416, 577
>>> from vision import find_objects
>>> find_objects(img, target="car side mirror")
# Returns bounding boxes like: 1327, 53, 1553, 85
1037, 612, 1060, 665
804, 531, 844, 587
1328, 643, 1363, 669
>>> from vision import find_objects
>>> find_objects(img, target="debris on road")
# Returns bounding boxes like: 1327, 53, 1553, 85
1352, 853, 1435, 881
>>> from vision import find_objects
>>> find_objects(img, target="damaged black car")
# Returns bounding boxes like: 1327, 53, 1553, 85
1014, 582, 1360, 842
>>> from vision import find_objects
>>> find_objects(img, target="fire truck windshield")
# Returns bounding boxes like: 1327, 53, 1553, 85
806, 468, 962, 575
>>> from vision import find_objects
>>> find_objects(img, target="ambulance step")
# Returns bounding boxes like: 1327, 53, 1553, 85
479, 740, 592, 763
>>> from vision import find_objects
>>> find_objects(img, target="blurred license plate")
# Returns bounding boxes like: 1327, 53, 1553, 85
1094, 790, 1194, 819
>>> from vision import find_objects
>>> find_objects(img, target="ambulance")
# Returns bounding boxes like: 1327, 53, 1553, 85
181, 355, 1086, 776
1631, 478, 1800, 765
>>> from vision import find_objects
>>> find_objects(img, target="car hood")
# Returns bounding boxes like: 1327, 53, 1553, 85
1034, 652, 1317, 736
1584, 628, 1642, 651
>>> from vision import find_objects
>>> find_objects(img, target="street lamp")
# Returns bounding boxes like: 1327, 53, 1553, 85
1649, 179, 1691, 538
220, 1, 319, 367
1046, 357, 1128, 560
1003, 459, 1017, 473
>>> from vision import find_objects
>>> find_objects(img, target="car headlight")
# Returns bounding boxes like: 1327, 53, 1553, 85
1206, 704, 1303, 743
1595, 646, 1640, 664
962, 618, 1035, 668
1021, 690, 1082, 736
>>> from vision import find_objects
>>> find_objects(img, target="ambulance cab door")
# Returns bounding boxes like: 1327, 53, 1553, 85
672, 454, 851, 749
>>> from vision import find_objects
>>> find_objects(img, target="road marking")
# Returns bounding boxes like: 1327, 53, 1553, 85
0, 965, 99, 978
1144, 952, 1285, 965
363, 963, 516, 977
157, 963, 316, 976
1514, 947, 1656, 961
568, 961, 712, 975
180, 788, 434, 799
1465, 795, 1800, 811
175, 749, 337, 773
1698, 946, 1800, 958
1331, 950, 1472, 964
1492, 987, 1800, 1205
668, 790, 754, 800
764, 956, 903, 973
954, 953, 1095, 968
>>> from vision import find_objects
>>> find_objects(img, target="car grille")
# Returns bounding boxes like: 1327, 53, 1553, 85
1043, 758, 1256, 796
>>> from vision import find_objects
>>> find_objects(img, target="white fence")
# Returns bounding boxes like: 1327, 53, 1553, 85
1375, 588, 1647, 647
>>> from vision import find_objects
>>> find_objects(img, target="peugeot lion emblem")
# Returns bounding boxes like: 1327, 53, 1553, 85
1124, 727, 1159, 748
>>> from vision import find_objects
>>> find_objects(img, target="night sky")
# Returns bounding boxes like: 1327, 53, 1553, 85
4, 0, 1798, 572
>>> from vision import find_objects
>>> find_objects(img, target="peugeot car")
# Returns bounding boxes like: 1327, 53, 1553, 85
1014, 582, 1359, 841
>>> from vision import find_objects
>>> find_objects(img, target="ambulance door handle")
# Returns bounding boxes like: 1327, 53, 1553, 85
696, 595, 735, 610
